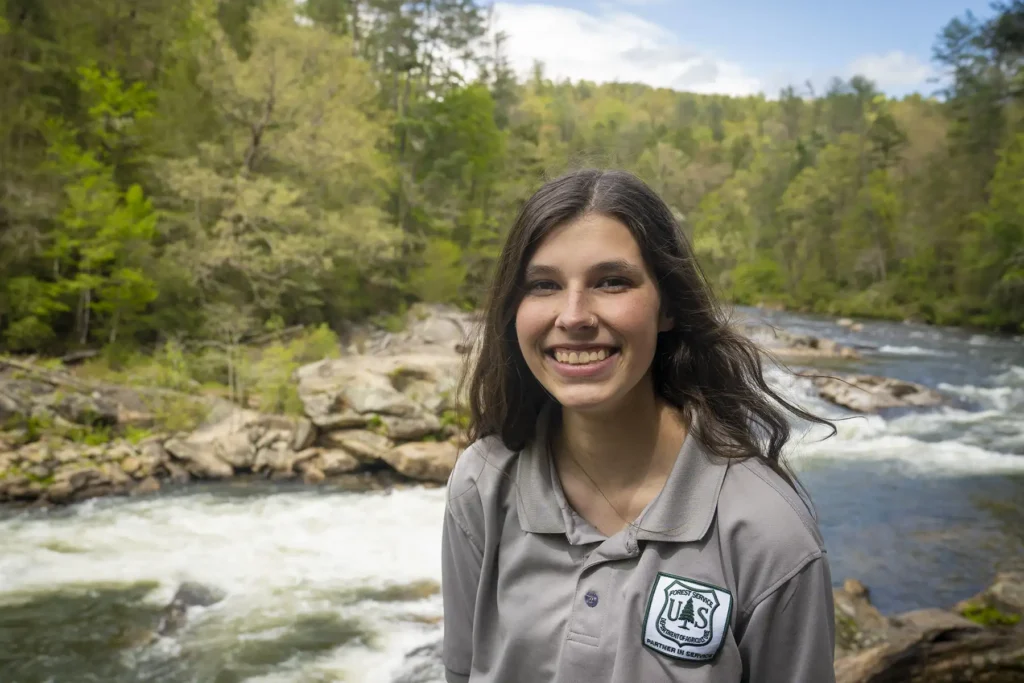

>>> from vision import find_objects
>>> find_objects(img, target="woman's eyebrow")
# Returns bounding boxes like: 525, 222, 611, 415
590, 260, 644, 278
524, 260, 645, 280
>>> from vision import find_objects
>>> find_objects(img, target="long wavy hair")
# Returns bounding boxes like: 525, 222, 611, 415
459, 168, 835, 488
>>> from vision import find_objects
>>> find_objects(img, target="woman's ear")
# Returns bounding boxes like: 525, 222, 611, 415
658, 310, 674, 333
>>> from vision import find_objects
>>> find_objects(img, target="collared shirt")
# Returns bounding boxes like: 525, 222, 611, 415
441, 408, 836, 683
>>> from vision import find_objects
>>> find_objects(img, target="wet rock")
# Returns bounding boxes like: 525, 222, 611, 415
382, 441, 458, 483
161, 460, 192, 485
302, 466, 326, 484
391, 638, 445, 683
157, 581, 226, 636
131, 476, 161, 496
813, 374, 944, 413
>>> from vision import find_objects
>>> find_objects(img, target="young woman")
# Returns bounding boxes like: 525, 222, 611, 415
441, 169, 837, 683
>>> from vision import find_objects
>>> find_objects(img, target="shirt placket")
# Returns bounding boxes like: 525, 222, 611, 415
558, 527, 641, 683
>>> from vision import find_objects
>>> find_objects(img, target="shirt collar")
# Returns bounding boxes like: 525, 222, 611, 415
515, 403, 730, 543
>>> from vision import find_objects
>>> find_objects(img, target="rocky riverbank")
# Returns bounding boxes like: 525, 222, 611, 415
0, 304, 951, 507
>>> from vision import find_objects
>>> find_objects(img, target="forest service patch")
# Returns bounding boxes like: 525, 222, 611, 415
642, 573, 733, 662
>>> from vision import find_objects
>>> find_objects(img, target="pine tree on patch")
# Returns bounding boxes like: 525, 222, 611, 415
680, 597, 695, 625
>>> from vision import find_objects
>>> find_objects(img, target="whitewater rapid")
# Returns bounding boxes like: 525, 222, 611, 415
1, 317, 1022, 681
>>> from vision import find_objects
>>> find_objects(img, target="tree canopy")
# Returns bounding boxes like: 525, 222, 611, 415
1, 0, 1022, 356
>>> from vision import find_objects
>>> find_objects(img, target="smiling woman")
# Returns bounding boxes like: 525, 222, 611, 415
442, 169, 840, 683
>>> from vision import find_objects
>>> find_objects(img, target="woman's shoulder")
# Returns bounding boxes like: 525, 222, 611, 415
716, 456, 828, 602
445, 435, 521, 520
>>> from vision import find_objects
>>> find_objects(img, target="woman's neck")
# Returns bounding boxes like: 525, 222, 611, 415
553, 384, 688, 492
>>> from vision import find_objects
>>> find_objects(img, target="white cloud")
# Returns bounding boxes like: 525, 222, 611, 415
488, 3, 762, 96
846, 51, 934, 88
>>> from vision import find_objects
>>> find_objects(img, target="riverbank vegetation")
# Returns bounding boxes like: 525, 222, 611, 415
1, 0, 1023, 365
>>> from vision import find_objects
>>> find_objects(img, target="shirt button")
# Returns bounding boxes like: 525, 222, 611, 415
584, 590, 599, 608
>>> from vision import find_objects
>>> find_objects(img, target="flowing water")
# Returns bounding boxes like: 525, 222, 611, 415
1, 309, 1023, 682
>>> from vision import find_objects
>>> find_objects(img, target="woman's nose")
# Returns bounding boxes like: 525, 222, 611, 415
555, 291, 596, 330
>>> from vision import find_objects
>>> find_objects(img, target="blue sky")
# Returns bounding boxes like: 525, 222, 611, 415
489, 1, 997, 97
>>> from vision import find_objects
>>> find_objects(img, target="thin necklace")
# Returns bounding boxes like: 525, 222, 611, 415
553, 427, 642, 533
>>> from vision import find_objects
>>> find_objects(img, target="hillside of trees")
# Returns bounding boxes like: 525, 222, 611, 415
1, 0, 1022, 360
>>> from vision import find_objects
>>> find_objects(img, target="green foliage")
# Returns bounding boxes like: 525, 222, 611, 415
1, 0, 1023, 359
961, 603, 1022, 627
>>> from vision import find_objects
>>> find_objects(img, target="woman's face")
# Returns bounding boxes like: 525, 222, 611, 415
514, 213, 673, 415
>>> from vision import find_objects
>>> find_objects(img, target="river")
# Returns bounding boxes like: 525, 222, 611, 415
1, 309, 1022, 682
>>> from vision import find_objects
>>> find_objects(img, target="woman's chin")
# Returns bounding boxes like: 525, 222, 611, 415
550, 388, 620, 414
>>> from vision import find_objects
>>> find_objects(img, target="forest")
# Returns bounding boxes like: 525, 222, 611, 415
1, 0, 1022, 362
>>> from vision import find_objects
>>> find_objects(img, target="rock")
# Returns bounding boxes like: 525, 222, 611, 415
296, 353, 464, 433
838, 318, 855, 327
68, 466, 108, 491
212, 430, 255, 469
381, 414, 442, 441
132, 476, 161, 496
254, 442, 297, 475
382, 441, 458, 483
45, 480, 76, 504
0, 391, 22, 423
318, 429, 393, 464
164, 438, 234, 479
954, 572, 1024, 622
162, 460, 192, 485
302, 466, 326, 485
119, 455, 142, 477
391, 638, 444, 683
834, 577, 896, 658
833, 576, 1024, 683
157, 581, 226, 636
51, 392, 120, 427
298, 448, 361, 476
291, 417, 316, 451
737, 323, 860, 360
813, 374, 944, 413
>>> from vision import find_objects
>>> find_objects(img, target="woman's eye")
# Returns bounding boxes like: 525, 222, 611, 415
526, 280, 558, 293
598, 277, 631, 290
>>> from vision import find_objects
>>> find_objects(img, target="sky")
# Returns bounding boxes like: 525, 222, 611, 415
486, 0, 998, 98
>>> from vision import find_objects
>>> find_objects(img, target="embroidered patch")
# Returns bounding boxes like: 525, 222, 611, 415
642, 572, 733, 663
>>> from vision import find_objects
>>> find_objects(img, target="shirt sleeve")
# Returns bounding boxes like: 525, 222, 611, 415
736, 554, 836, 683
441, 505, 483, 683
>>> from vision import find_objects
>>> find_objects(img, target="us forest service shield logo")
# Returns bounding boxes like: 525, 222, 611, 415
642, 573, 733, 663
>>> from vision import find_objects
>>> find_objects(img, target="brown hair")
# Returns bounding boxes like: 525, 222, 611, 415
459, 168, 834, 487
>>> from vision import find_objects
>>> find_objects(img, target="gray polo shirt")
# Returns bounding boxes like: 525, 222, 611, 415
441, 408, 836, 683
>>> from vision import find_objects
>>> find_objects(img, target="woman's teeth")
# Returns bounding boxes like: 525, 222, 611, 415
553, 349, 610, 365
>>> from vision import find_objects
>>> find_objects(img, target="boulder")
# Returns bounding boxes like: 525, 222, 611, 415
291, 417, 317, 451
295, 353, 464, 438
318, 429, 393, 465
833, 576, 1024, 683
813, 374, 944, 413
51, 392, 120, 427
296, 448, 361, 476
381, 414, 442, 441
391, 638, 445, 683
381, 441, 458, 483
253, 442, 299, 476
953, 572, 1024, 622
164, 438, 233, 479
157, 581, 226, 636
132, 476, 161, 496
